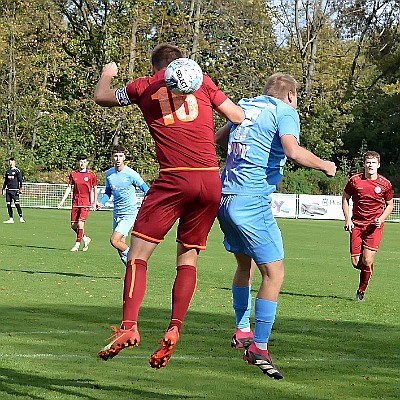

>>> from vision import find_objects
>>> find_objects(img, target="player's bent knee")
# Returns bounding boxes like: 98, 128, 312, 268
362, 258, 374, 268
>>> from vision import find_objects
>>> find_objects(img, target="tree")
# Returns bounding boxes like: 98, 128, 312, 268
270, 0, 337, 100
334, 0, 399, 93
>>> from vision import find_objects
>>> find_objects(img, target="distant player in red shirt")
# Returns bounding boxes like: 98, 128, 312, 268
342, 151, 393, 302
94, 43, 244, 368
58, 154, 98, 252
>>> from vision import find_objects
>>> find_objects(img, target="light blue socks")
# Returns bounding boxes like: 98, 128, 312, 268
232, 284, 252, 330
254, 297, 277, 344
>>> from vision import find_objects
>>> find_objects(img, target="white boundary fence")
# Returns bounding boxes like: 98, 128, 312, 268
19, 183, 144, 211
18, 182, 400, 222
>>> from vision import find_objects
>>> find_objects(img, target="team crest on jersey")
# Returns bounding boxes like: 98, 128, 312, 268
84, 177, 89, 182
375, 186, 381, 194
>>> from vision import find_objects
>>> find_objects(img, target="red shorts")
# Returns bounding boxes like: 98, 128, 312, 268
71, 206, 90, 223
350, 223, 384, 256
132, 169, 222, 250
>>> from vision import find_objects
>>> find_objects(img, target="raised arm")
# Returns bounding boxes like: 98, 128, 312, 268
214, 124, 231, 150
94, 62, 120, 107
215, 98, 245, 125
281, 135, 336, 177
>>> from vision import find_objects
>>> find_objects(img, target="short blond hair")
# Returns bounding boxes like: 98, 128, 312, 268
363, 150, 380, 163
263, 73, 297, 100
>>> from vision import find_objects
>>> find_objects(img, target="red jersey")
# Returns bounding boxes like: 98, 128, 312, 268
344, 172, 393, 225
68, 169, 98, 207
117, 70, 228, 170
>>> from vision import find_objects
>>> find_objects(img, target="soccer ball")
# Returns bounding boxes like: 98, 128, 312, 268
164, 58, 203, 95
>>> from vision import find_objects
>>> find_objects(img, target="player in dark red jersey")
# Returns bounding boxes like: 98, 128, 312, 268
94, 43, 244, 368
58, 154, 98, 252
2, 158, 25, 224
342, 151, 393, 302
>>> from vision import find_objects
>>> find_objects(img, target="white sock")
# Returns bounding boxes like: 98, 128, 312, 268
239, 326, 251, 333
254, 341, 268, 350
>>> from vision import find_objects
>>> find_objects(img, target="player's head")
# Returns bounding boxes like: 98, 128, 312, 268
8, 157, 16, 168
363, 150, 380, 175
263, 73, 298, 109
112, 144, 126, 170
78, 154, 89, 171
151, 43, 183, 73
363, 150, 380, 163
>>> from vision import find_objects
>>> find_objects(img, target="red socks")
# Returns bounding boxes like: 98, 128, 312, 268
76, 228, 84, 243
169, 265, 197, 332
122, 259, 147, 330
120, 262, 197, 333
358, 263, 374, 293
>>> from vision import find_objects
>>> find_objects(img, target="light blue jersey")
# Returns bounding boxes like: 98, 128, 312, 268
101, 165, 148, 217
221, 95, 300, 196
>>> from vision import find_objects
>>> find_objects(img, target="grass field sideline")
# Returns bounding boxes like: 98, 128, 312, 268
0, 208, 399, 399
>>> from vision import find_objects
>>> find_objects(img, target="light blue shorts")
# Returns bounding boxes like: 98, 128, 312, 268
218, 194, 284, 265
113, 213, 137, 237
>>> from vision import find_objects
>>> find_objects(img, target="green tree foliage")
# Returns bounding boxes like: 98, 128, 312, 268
280, 166, 349, 195
0, 0, 399, 193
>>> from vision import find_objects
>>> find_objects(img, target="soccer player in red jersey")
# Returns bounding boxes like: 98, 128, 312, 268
342, 151, 393, 302
94, 43, 244, 368
58, 154, 98, 252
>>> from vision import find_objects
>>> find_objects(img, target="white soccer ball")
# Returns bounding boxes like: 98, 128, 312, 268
164, 58, 203, 95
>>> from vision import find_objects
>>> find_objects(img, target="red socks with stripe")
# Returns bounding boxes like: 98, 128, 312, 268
358, 263, 374, 293
169, 265, 197, 333
76, 228, 84, 243
120, 262, 197, 333
122, 259, 147, 330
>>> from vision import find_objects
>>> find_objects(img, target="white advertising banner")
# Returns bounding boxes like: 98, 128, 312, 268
270, 193, 297, 218
298, 194, 345, 220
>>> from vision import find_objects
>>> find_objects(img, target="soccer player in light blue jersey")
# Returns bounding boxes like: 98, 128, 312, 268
97, 145, 149, 265
216, 73, 337, 379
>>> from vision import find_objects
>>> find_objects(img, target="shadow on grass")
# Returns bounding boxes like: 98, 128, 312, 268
0, 267, 120, 280
279, 290, 351, 301
219, 286, 352, 301
2, 243, 66, 251
0, 366, 193, 399
1, 304, 399, 399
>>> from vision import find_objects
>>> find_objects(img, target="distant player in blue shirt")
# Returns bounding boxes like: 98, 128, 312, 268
97, 145, 149, 265
216, 73, 336, 379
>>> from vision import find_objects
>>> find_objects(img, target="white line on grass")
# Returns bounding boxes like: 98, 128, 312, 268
0, 353, 396, 364
0, 330, 102, 335
0, 328, 237, 335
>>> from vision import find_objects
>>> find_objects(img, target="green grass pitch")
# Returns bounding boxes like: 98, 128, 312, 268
0, 208, 399, 399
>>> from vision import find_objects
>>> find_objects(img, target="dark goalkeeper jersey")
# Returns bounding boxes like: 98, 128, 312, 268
3, 168, 23, 191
